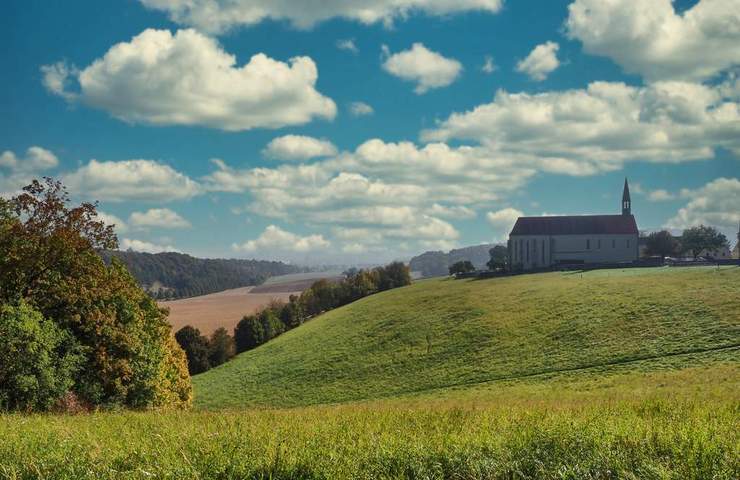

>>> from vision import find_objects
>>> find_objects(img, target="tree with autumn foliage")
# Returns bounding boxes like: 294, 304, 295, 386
0, 178, 191, 411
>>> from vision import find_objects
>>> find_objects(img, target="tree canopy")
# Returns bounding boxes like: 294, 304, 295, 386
449, 260, 475, 275
0, 178, 191, 411
486, 245, 509, 271
680, 225, 729, 258
644, 231, 678, 259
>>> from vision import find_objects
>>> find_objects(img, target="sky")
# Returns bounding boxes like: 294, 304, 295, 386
1, 0, 739, 264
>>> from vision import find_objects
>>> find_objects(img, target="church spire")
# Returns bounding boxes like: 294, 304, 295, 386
622, 178, 631, 216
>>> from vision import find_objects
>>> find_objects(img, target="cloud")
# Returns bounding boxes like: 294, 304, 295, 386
232, 225, 330, 253
336, 38, 359, 54
140, 0, 503, 34
97, 211, 129, 234
203, 138, 538, 253
382, 43, 462, 94
43, 28, 336, 131
667, 177, 740, 231
0, 146, 58, 172
0, 146, 59, 195
120, 238, 179, 253
647, 189, 676, 202
486, 208, 523, 239
516, 41, 560, 81
129, 208, 191, 229
423, 80, 740, 175
263, 135, 338, 161
349, 101, 374, 116
428, 203, 476, 219
64, 159, 201, 202
481, 55, 497, 74
565, 0, 740, 81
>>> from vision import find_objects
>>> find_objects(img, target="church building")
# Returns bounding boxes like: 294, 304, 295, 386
508, 179, 639, 270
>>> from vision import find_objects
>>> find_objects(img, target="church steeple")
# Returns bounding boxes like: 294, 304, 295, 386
622, 178, 631, 216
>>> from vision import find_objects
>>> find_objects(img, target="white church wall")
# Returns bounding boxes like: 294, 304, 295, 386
510, 233, 638, 270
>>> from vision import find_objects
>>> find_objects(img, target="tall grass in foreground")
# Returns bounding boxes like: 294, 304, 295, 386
2, 399, 738, 479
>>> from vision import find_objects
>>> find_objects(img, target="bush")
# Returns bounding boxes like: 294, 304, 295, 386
175, 326, 211, 375
0, 302, 82, 412
234, 315, 265, 353
208, 328, 236, 367
449, 260, 475, 275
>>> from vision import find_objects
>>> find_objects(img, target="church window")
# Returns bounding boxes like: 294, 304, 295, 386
597, 239, 601, 249
586, 239, 590, 250
612, 239, 616, 248
626, 239, 630, 248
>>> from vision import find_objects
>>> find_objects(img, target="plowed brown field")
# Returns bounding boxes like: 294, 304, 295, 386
160, 286, 299, 335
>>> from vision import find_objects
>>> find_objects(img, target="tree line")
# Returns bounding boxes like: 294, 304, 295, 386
643, 226, 730, 260
1, 179, 191, 413
174, 262, 411, 375
100, 250, 303, 300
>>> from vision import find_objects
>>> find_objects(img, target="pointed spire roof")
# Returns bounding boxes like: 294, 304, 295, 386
622, 177, 631, 202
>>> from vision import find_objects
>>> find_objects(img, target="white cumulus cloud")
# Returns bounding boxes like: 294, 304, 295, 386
382, 43, 462, 94
647, 189, 676, 202
129, 208, 192, 229
667, 177, 740, 232
263, 135, 338, 161
486, 208, 523, 239
64, 159, 201, 202
423, 80, 740, 175
233, 225, 330, 253
139, 0, 503, 34
42, 28, 336, 131
120, 238, 179, 253
565, 0, 740, 81
516, 41, 560, 81
0, 146, 59, 196
97, 211, 129, 234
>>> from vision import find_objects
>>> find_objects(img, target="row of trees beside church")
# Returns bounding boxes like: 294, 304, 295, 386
643, 226, 730, 260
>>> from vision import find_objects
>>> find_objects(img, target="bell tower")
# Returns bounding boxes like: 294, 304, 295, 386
622, 178, 631, 216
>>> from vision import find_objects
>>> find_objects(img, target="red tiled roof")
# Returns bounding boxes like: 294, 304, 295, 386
510, 215, 638, 236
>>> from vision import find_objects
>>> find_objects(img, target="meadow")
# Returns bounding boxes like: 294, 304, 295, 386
194, 266, 740, 408
1, 266, 738, 479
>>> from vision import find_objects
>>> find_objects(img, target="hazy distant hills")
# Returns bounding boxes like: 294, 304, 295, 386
100, 250, 303, 299
409, 244, 496, 277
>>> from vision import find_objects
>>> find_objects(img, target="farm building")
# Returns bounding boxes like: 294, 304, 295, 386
508, 179, 639, 270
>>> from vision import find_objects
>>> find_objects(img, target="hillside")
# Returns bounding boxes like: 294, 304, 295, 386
100, 250, 303, 299
409, 243, 496, 277
194, 266, 740, 409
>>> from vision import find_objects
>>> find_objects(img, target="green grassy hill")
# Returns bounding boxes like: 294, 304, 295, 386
195, 266, 740, 409
4, 266, 739, 479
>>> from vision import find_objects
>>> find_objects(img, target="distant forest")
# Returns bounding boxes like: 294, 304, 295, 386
409, 244, 497, 278
100, 250, 304, 299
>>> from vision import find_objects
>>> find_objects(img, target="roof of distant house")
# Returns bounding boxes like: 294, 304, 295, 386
510, 215, 639, 236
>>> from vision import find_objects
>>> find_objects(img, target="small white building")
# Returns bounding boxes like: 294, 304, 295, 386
508, 179, 639, 270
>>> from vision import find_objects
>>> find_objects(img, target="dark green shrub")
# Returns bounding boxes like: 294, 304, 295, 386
208, 327, 236, 368
0, 302, 82, 412
175, 326, 212, 375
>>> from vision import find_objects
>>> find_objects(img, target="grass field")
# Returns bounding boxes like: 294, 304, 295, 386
194, 266, 740, 408
2, 266, 738, 479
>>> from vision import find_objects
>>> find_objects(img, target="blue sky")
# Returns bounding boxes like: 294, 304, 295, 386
1, 0, 738, 263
